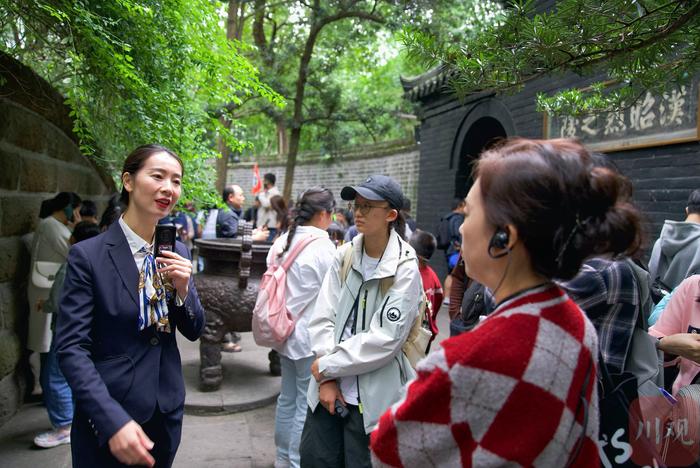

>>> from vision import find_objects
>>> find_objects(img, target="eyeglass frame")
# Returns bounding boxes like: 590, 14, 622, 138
347, 201, 392, 216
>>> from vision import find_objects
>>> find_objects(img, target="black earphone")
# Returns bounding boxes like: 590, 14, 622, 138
488, 228, 510, 259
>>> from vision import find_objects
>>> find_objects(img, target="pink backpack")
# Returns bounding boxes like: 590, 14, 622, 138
252, 235, 321, 348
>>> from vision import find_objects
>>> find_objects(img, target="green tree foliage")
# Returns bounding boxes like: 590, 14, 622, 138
1, 0, 282, 204
226, 0, 448, 199
403, 0, 700, 115
238, 34, 419, 156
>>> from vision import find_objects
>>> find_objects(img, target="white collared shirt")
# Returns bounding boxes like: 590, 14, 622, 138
118, 216, 185, 305
266, 225, 336, 360
118, 216, 152, 271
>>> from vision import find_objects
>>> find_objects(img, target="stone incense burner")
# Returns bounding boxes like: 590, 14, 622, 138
194, 222, 276, 391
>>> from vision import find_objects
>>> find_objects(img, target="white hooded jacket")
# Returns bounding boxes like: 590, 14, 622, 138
307, 229, 422, 434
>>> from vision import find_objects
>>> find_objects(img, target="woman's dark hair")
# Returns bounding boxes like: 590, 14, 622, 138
409, 229, 437, 260
80, 200, 97, 218
99, 193, 124, 231
279, 187, 335, 257
40, 192, 82, 219
120, 144, 184, 206
270, 195, 289, 236
389, 210, 407, 241
475, 138, 641, 280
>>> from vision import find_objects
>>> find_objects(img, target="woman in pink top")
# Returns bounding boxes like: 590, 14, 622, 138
649, 275, 700, 395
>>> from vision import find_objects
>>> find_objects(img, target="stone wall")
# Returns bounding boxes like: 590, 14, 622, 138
0, 52, 114, 426
226, 141, 421, 213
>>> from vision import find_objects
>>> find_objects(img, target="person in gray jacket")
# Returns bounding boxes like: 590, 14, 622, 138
300, 175, 422, 468
649, 189, 700, 290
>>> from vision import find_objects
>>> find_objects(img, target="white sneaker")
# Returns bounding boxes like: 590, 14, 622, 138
33, 427, 71, 448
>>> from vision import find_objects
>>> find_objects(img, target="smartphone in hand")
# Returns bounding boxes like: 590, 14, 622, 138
154, 224, 176, 258
334, 399, 349, 419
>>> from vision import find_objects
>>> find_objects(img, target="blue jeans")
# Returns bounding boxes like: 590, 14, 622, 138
39, 342, 74, 428
275, 355, 314, 468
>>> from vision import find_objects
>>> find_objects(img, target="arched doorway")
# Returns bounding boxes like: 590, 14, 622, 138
454, 117, 507, 198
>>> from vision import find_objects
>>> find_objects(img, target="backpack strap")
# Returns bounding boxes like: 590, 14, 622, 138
340, 241, 396, 295
379, 277, 394, 296
340, 244, 354, 283
279, 235, 321, 271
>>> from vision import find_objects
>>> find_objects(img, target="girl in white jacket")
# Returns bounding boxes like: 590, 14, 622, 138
300, 175, 422, 468
269, 187, 337, 468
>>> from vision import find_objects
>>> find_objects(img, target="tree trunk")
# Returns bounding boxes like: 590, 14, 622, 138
216, 117, 232, 195
215, 0, 243, 195
226, 1, 243, 40
276, 120, 288, 158
283, 127, 301, 201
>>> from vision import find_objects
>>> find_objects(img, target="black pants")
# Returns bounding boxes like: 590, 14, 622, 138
299, 404, 370, 468
71, 404, 183, 468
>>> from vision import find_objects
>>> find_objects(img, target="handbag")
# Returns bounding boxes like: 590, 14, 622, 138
31, 261, 62, 289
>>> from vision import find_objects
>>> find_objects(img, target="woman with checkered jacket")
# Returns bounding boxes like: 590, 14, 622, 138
370, 138, 641, 467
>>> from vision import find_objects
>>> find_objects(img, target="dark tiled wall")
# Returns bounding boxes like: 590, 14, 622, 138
414, 74, 700, 278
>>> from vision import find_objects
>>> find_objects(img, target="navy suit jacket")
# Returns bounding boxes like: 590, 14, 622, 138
55, 222, 205, 447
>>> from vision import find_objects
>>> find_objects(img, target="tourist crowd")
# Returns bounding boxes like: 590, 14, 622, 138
24, 138, 700, 467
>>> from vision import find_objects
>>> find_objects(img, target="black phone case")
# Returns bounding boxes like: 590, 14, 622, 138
154, 224, 176, 256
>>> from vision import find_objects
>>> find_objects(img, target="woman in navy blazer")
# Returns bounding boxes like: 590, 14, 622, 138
55, 145, 205, 467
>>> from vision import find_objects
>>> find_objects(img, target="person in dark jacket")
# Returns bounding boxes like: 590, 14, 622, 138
216, 184, 245, 238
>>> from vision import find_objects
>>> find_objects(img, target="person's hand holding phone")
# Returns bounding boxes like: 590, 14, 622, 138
319, 380, 345, 416
156, 250, 191, 301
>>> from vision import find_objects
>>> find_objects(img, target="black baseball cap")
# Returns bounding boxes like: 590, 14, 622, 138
340, 175, 405, 210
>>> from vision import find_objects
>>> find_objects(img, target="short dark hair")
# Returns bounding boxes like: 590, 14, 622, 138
264, 173, 276, 185
451, 197, 465, 211
410, 229, 437, 260
80, 200, 97, 217
687, 189, 700, 215
327, 221, 346, 243
72, 221, 101, 243
120, 144, 183, 206
476, 138, 641, 280
223, 185, 235, 203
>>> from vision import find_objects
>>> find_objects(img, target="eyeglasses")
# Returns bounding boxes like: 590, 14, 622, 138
348, 202, 390, 216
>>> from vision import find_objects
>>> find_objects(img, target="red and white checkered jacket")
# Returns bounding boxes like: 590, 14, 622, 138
370, 284, 599, 467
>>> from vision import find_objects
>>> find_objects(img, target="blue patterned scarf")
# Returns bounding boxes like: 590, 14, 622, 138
137, 246, 171, 332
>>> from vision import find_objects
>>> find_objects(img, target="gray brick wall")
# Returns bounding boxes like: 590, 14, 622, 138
226, 145, 421, 214
0, 53, 113, 426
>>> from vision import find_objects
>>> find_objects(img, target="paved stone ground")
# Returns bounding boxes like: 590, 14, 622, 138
0, 401, 276, 468
0, 330, 279, 468
0, 301, 452, 467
